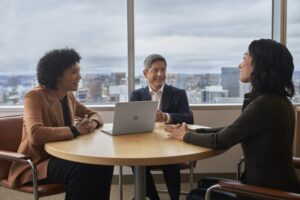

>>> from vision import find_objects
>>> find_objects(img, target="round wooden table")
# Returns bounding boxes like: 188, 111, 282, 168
45, 123, 224, 200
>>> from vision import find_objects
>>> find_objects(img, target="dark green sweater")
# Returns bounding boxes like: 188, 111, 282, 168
184, 92, 300, 193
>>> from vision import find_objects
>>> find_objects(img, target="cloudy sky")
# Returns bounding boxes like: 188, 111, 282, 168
0, 0, 299, 75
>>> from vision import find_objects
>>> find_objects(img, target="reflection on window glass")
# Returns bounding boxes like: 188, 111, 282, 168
0, 0, 127, 105
287, 0, 300, 103
135, 0, 271, 104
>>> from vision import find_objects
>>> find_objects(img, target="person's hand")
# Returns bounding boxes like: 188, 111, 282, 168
164, 122, 189, 140
75, 115, 97, 135
156, 110, 167, 122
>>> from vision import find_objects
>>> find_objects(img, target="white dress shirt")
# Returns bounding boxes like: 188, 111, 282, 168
149, 85, 171, 123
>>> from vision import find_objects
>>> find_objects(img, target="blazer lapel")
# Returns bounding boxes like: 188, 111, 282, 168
161, 84, 170, 112
143, 87, 152, 101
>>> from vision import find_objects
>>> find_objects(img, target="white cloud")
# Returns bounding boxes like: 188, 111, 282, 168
0, 0, 299, 74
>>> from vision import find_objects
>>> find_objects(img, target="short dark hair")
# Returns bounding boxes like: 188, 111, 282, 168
143, 54, 167, 69
37, 48, 81, 90
249, 39, 294, 97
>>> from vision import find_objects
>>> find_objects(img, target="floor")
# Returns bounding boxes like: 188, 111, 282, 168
0, 183, 191, 200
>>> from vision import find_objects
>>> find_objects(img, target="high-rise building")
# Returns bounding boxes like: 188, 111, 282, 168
221, 67, 240, 97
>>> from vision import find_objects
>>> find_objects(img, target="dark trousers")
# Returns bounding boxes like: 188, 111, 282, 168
42, 157, 114, 200
137, 164, 180, 200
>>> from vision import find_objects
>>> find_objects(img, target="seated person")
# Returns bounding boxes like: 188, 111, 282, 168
8, 48, 114, 200
165, 39, 300, 200
130, 54, 193, 200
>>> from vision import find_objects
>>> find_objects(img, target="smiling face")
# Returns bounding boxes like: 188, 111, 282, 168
143, 60, 166, 91
239, 52, 253, 83
57, 62, 81, 93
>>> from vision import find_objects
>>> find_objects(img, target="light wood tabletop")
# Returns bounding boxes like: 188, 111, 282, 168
45, 123, 224, 166
45, 122, 224, 200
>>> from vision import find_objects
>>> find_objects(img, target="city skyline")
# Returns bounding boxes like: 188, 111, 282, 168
1, 67, 300, 106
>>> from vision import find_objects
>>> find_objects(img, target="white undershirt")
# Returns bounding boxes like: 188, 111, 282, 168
149, 86, 163, 109
149, 85, 171, 123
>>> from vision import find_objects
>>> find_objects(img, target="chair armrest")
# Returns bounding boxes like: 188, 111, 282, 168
0, 150, 39, 199
0, 150, 30, 162
218, 180, 300, 200
293, 157, 300, 169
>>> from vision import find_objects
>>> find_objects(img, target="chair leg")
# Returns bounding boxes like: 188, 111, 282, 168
27, 159, 39, 200
237, 156, 245, 181
205, 184, 221, 200
119, 166, 123, 200
179, 162, 194, 195
189, 162, 194, 190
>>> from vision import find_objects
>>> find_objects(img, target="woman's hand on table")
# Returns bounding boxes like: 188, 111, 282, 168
75, 115, 98, 135
164, 122, 189, 140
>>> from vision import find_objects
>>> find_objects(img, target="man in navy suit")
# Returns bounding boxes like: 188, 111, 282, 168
130, 54, 193, 200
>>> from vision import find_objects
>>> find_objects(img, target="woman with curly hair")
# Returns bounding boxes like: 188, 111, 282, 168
8, 48, 113, 200
165, 39, 300, 199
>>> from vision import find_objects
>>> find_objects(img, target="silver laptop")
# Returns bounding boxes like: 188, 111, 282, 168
101, 101, 158, 135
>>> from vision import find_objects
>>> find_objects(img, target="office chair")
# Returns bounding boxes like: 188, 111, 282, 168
205, 157, 300, 200
0, 115, 65, 200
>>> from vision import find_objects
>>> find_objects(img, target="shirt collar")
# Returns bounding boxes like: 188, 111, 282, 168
149, 84, 164, 94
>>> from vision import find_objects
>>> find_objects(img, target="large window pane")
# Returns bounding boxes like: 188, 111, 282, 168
135, 0, 271, 104
0, 0, 127, 105
287, 0, 300, 102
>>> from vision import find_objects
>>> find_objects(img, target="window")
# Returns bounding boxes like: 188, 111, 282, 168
287, 0, 300, 102
0, 0, 127, 105
135, 0, 272, 103
0, 1, 275, 105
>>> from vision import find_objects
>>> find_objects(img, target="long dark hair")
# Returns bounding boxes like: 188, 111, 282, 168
249, 39, 294, 97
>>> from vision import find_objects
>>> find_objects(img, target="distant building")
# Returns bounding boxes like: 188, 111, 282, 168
186, 89, 202, 104
214, 97, 244, 103
166, 74, 185, 90
200, 73, 220, 88
87, 79, 102, 103
76, 88, 88, 103
201, 86, 228, 103
112, 72, 126, 85
109, 84, 128, 102
221, 67, 240, 97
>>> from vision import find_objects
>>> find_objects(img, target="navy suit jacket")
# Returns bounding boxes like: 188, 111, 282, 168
130, 84, 193, 124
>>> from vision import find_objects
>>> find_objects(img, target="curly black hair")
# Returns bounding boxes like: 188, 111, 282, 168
37, 48, 81, 90
249, 39, 294, 97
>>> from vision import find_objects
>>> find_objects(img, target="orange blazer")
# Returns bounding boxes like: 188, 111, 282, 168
8, 86, 102, 187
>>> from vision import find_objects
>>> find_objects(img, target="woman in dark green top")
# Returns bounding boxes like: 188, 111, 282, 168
165, 39, 300, 199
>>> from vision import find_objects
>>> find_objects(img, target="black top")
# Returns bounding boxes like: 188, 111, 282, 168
184, 92, 300, 193
60, 95, 71, 126
60, 95, 80, 137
